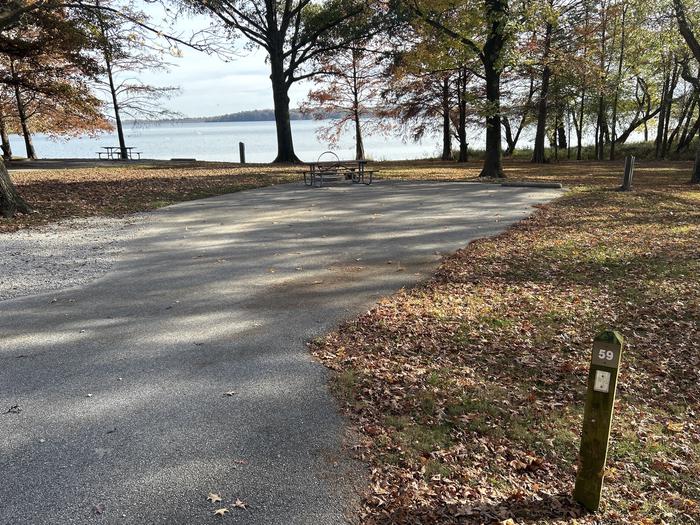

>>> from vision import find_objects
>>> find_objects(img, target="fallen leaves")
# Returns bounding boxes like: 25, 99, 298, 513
1, 163, 302, 233
311, 168, 700, 524
206, 493, 249, 518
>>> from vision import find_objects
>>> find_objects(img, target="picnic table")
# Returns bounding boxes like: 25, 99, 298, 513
97, 146, 142, 160
303, 151, 374, 188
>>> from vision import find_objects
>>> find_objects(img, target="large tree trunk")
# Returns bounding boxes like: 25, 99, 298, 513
270, 48, 299, 163
441, 76, 452, 160
0, 158, 32, 217
0, 110, 12, 160
479, 0, 507, 179
480, 61, 504, 177
532, 21, 552, 164
693, 145, 700, 184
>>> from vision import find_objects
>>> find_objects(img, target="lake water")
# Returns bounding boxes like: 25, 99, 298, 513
7, 119, 457, 163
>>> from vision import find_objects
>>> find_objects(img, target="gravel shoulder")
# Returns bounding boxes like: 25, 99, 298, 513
0, 215, 149, 302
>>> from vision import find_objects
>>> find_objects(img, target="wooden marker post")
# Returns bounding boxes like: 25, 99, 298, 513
620, 156, 635, 191
239, 142, 246, 164
574, 330, 624, 511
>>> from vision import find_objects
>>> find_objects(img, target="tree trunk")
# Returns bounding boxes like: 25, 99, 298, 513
97, 3, 128, 160
480, 62, 504, 177
615, 106, 661, 145
441, 76, 452, 160
661, 64, 680, 157
353, 110, 365, 161
0, 158, 32, 217
532, 21, 552, 164
679, 109, 700, 152
656, 68, 670, 158
595, 5, 608, 161
693, 145, 700, 184
577, 4, 590, 161
676, 94, 697, 150
609, 5, 627, 161
457, 68, 468, 163
351, 49, 365, 161
106, 63, 128, 160
270, 47, 299, 163
15, 88, 36, 160
594, 96, 604, 160
557, 122, 567, 150
11, 62, 37, 160
0, 109, 12, 161
502, 117, 514, 156
479, 0, 507, 179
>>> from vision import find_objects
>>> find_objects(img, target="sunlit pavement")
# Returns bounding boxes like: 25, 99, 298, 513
0, 181, 561, 524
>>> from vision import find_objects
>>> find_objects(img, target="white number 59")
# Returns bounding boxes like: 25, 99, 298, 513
598, 349, 614, 361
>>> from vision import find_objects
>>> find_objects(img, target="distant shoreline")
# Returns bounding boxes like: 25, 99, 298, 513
126, 108, 339, 125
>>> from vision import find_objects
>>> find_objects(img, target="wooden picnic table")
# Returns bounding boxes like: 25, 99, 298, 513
97, 146, 142, 160
303, 151, 374, 188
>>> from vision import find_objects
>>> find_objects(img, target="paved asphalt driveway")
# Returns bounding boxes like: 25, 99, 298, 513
0, 181, 560, 524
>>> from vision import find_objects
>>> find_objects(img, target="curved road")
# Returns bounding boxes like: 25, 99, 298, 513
0, 181, 560, 524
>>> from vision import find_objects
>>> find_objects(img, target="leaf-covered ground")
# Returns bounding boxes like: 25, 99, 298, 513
2, 161, 301, 232
312, 161, 700, 524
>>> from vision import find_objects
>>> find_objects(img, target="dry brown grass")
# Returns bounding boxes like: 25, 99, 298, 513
3, 158, 695, 233
2, 162, 302, 232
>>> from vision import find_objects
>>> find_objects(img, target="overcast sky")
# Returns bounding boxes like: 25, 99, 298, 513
135, 6, 310, 118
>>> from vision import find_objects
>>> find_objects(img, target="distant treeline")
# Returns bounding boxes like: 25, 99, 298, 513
128, 108, 344, 125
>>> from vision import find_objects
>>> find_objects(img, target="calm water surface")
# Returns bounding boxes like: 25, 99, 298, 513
8, 120, 459, 163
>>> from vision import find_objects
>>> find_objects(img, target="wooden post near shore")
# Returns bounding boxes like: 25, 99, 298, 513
239, 142, 246, 164
574, 330, 624, 512
620, 155, 635, 191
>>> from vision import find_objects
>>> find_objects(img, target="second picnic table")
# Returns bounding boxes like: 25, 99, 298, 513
303, 151, 374, 188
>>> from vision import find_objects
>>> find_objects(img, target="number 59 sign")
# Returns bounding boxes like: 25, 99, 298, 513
574, 330, 625, 512
590, 342, 621, 369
